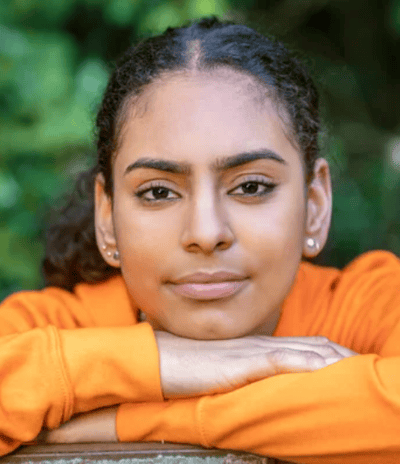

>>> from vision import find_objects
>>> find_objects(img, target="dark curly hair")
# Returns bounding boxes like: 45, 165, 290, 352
42, 16, 321, 291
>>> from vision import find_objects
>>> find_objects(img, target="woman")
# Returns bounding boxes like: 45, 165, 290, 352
1, 17, 400, 463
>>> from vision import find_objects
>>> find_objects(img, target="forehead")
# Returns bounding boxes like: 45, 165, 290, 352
115, 69, 301, 171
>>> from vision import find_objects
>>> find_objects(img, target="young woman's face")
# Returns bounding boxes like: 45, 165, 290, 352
97, 70, 329, 339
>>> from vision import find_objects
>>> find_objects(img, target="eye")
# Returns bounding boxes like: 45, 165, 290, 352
135, 183, 180, 204
228, 177, 277, 198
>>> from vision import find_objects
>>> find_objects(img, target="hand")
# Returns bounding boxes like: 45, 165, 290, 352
37, 407, 118, 444
155, 332, 358, 398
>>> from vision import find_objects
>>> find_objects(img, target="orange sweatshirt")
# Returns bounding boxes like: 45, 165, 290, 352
1, 250, 400, 463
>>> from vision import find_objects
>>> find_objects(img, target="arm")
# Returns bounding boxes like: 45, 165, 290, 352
41, 339, 400, 463
2, 286, 349, 453
0, 286, 163, 456
40, 332, 357, 448
0, 324, 162, 456
116, 353, 400, 464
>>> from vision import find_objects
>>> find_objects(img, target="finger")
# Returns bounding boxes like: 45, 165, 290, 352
291, 336, 358, 358
249, 338, 341, 360
250, 335, 331, 344
252, 336, 357, 359
268, 348, 329, 374
326, 344, 358, 358
240, 349, 328, 384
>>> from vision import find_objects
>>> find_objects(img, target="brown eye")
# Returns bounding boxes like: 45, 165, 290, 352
242, 182, 260, 194
229, 179, 277, 197
150, 187, 170, 199
135, 183, 180, 204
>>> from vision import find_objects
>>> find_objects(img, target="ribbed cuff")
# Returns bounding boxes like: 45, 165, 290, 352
48, 325, 74, 427
117, 398, 202, 446
59, 323, 163, 414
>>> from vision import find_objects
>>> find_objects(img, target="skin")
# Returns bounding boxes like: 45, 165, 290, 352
95, 68, 332, 340
41, 68, 342, 444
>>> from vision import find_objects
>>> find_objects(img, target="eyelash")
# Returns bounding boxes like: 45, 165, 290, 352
228, 176, 277, 198
134, 177, 278, 205
135, 181, 180, 204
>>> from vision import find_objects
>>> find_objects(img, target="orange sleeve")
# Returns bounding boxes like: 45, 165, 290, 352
307, 250, 400, 356
117, 353, 400, 464
275, 250, 400, 356
0, 283, 163, 456
117, 251, 400, 463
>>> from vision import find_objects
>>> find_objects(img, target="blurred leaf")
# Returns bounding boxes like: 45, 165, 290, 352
0, 172, 20, 209
8, 211, 37, 234
104, 0, 141, 26
389, 0, 400, 35
3, 0, 76, 25
0, 227, 42, 281
83, 0, 106, 6
13, 33, 75, 113
185, 0, 231, 18
0, 23, 29, 57
16, 166, 64, 200
138, 2, 182, 35
75, 58, 109, 109
333, 179, 371, 232
387, 137, 400, 172
330, 175, 382, 263
323, 135, 347, 178
0, 102, 93, 156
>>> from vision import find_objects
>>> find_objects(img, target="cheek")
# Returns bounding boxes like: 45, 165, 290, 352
230, 189, 306, 258
113, 196, 180, 276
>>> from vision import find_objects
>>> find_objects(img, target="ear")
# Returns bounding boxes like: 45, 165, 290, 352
303, 158, 332, 258
94, 173, 120, 268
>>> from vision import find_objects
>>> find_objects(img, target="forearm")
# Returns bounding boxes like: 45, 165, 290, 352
0, 323, 162, 456
117, 354, 400, 464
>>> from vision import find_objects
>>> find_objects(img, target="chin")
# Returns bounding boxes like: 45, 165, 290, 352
175, 319, 248, 340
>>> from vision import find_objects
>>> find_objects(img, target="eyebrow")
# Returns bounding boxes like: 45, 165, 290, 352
124, 150, 287, 176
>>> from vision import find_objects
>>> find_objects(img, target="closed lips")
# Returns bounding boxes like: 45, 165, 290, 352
169, 272, 248, 300
172, 271, 247, 284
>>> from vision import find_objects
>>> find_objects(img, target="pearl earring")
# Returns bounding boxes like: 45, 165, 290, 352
306, 238, 319, 251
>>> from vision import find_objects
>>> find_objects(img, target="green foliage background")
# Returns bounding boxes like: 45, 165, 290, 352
1, 0, 400, 300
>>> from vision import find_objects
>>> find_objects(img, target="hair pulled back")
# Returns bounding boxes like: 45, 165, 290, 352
43, 16, 321, 291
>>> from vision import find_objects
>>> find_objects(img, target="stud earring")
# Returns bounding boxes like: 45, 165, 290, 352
102, 244, 107, 251
113, 250, 120, 260
306, 237, 320, 251
106, 251, 112, 257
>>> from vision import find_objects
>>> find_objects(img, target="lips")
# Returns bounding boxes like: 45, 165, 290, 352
169, 271, 248, 300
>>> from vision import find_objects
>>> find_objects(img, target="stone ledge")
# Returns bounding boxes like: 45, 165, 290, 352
0, 442, 292, 464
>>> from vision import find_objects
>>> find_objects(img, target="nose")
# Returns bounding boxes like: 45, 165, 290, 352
181, 183, 235, 255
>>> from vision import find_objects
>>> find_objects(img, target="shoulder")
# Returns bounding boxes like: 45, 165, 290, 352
319, 251, 400, 353
299, 250, 400, 291
339, 249, 400, 275
279, 251, 400, 353
300, 250, 400, 320
0, 275, 137, 333
327, 250, 400, 302
1, 275, 124, 308
72, 275, 137, 326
